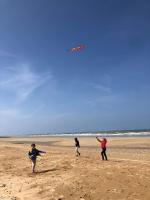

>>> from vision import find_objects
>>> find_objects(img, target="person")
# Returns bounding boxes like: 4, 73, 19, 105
96, 137, 108, 160
74, 137, 80, 156
28, 143, 46, 173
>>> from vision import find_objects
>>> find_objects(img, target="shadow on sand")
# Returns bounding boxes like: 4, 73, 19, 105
109, 160, 123, 163
35, 168, 59, 174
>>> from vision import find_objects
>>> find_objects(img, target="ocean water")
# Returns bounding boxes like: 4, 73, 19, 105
29, 130, 150, 137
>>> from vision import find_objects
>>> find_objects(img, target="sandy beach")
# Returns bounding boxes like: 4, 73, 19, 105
0, 136, 150, 200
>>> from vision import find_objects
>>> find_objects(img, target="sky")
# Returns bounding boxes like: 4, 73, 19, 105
0, 0, 150, 135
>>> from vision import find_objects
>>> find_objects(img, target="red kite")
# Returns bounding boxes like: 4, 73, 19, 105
68, 44, 87, 52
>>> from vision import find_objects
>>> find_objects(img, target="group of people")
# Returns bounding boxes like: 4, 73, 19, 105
28, 137, 108, 173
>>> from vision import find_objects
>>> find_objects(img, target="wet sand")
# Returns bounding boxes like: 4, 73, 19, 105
0, 136, 150, 200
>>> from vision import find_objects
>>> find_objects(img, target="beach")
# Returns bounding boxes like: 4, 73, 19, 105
0, 136, 150, 200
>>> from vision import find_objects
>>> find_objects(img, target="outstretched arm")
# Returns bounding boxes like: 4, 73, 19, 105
38, 150, 46, 154
96, 137, 101, 142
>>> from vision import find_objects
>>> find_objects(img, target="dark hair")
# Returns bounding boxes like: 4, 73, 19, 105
31, 143, 36, 147
74, 137, 78, 141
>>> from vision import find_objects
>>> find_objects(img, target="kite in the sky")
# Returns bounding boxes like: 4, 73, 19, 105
68, 44, 87, 52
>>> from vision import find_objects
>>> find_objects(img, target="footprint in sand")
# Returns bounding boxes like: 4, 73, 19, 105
56, 194, 64, 200
0, 183, 6, 187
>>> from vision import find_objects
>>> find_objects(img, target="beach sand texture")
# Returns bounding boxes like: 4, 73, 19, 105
0, 136, 150, 200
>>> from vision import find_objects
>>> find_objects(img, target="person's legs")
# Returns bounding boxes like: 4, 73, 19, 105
77, 147, 80, 156
76, 147, 80, 156
75, 147, 78, 156
31, 159, 36, 173
103, 148, 108, 160
101, 149, 104, 160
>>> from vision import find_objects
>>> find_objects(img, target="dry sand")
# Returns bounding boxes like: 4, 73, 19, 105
0, 136, 150, 200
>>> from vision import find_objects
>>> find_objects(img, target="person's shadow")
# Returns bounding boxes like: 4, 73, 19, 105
35, 168, 59, 174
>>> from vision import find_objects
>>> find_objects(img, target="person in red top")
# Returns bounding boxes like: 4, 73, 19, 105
96, 137, 108, 160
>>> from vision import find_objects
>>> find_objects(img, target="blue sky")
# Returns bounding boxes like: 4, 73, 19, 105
0, 0, 150, 134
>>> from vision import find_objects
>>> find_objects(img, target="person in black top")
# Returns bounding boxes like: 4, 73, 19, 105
28, 143, 46, 173
74, 137, 80, 156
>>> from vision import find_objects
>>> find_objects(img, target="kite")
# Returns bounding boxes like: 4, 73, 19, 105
68, 44, 87, 52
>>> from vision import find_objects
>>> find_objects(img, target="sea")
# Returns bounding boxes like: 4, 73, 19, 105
28, 129, 150, 138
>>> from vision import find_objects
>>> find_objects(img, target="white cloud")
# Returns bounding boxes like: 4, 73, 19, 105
0, 63, 52, 102
88, 83, 111, 93
0, 63, 56, 134
86, 74, 112, 93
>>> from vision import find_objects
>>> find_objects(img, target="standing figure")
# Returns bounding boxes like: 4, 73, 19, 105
28, 143, 46, 173
74, 137, 80, 156
96, 137, 108, 160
